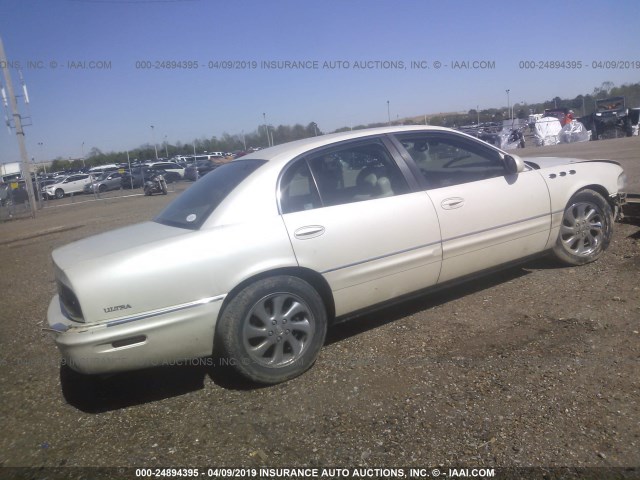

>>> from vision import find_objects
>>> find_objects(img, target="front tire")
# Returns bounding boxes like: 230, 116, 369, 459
216, 276, 327, 384
552, 189, 613, 266
55, 188, 64, 199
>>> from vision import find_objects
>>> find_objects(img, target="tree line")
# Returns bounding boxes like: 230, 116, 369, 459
45, 122, 322, 172
413, 81, 640, 129
44, 81, 639, 172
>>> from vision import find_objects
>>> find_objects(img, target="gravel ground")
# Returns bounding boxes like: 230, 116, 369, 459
0, 140, 639, 473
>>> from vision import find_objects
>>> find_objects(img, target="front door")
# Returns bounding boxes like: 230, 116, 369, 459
392, 131, 551, 283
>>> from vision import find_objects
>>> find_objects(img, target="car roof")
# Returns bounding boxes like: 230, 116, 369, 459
235, 125, 453, 166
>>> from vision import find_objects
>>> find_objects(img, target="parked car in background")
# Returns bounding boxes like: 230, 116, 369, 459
47, 126, 626, 385
0, 180, 31, 206
184, 160, 218, 180
88, 164, 122, 176
121, 167, 169, 189
231, 150, 249, 158
144, 161, 185, 180
44, 173, 92, 199
543, 107, 571, 125
589, 96, 633, 139
84, 171, 125, 194
38, 178, 60, 199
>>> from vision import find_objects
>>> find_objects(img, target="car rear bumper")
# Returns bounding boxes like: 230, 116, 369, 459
46, 294, 225, 374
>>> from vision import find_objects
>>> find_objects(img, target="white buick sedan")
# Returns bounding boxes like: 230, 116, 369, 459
47, 126, 626, 384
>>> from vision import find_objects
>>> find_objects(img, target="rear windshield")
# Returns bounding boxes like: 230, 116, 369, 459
154, 159, 265, 230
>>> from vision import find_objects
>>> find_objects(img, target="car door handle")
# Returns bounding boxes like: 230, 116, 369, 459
294, 225, 325, 240
441, 197, 465, 209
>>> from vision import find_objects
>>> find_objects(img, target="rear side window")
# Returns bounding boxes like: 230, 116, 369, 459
279, 160, 322, 214
307, 140, 409, 207
155, 160, 265, 230
279, 139, 409, 214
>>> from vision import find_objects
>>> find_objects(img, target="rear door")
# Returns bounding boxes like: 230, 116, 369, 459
64, 174, 91, 193
279, 137, 442, 317
392, 131, 551, 283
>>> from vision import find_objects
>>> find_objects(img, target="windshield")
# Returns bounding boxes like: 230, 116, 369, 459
155, 159, 265, 230
596, 97, 624, 112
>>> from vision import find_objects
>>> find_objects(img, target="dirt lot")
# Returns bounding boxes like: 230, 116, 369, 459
0, 139, 639, 474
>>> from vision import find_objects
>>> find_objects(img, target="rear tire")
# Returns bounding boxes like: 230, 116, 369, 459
216, 276, 327, 384
552, 189, 613, 266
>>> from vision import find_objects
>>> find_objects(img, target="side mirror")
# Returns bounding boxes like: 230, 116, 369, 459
504, 154, 525, 175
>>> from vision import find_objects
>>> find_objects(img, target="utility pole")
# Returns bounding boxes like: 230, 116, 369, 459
151, 125, 158, 159
0, 36, 37, 216
262, 113, 271, 147
505, 89, 510, 121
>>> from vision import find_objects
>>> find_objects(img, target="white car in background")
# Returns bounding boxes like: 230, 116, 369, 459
144, 161, 185, 180
45, 173, 92, 199
47, 126, 626, 384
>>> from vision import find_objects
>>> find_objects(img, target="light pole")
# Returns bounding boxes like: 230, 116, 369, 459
31, 156, 41, 208
505, 89, 511, 121
150, 125, 158, 160
311, 122, 318, 136
477, 105, 480, 126
37, 142, 46, 176
163, 134, 168, 158
387, 100, 390, 125
81, 141, 86, 168
193, 141, 198, 181
262, 113, 270, 147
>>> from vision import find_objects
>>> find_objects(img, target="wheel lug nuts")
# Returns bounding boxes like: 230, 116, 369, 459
283, 319, 287, 324
285, 329, 290, 335
272, 320, 277, 325
269, 331, 273, 336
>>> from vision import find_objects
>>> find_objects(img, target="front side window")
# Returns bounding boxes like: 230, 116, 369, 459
65, 175, 84, 183
395, 133, 507, 189
155, 160, 265, 230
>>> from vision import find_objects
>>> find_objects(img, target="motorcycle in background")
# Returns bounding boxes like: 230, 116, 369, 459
144, 172, 168, 196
